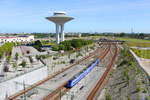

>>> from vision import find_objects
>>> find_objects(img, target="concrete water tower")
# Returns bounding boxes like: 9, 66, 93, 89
46, 11, 74, 44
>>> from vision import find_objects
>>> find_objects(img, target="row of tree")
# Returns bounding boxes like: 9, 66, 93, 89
31, 32, 150, 39
112, 33, 149, 39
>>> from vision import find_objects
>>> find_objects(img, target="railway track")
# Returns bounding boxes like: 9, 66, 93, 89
7, 43, 108, 100
42, 44, 111, 100
86, 44, 118, 100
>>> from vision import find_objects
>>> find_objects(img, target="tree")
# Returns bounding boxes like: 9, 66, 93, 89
119, 32, 125, 37
33, 40, 42, 51
138, 33, 145, 39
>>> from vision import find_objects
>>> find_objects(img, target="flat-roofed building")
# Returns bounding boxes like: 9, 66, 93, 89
0, 35, 34, 43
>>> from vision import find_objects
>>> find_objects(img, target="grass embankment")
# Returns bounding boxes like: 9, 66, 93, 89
105, 47, 149, 100
131, 48, 150, 59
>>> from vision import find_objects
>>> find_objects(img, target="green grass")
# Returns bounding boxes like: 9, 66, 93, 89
126, 42, 150, 47
131, 48, 150, 59
42, 42, 55, 46
115, 37, 150, 47
116, 37, 150, 42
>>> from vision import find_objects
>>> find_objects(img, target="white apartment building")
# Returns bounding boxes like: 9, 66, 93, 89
0, 35, 34, 43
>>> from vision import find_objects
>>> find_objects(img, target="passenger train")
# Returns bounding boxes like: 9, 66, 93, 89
66, 59, 100, 88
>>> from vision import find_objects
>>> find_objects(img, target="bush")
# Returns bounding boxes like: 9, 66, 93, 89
15, 53, 19, 60
142, 89, 147, 93
29, 56, 33, 63
127, 96, 131, 100
33, 40, 42, 51
146, 96, 149, 100
19, 60, 26, 68
36, 55, 40, 60
136, 87, 141, 92
105, 94, 112, 100
13, 63, 17, 68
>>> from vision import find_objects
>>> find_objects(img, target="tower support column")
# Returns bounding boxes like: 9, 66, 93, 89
61, 24, 64, 42
56, 24, 60, 44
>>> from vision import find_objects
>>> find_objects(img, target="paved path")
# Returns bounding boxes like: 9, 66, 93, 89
131, 47, 150, 50
130, 50, 150, 76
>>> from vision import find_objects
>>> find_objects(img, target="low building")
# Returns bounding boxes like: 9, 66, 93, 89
0, 35, 34, 43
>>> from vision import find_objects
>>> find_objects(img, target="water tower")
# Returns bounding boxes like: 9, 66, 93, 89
46, 11, 74, 44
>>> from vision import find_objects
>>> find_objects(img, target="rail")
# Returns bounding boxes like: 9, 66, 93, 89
7, 43, 107, 100
86, 44, 118, 100
42, 43, 111, 100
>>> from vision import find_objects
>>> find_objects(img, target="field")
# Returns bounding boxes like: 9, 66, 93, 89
115, 37, 150, 59
115, 37, 150, 47
131, 48, 150, 59
126, 42, 150, 47
116, 37, 150, 42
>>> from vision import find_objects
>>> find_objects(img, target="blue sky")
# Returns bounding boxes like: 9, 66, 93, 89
0, 0, 150, 33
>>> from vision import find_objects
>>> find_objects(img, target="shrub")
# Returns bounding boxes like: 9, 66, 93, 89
146, 96, 149, 100
142, 89, 147, 93
76, 52, 82, 57
15, 53, 19, 60
29, 56, 33, 63
36, 55, 40, 60
105, 94, 112, 100
13, 63, 17, 68
33, 40, 42, 51
19, 60, 26, 68
127, 96, 131, 100
136, 87, 141, 92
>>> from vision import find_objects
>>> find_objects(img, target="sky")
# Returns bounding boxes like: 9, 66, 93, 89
0, 0, 150, 33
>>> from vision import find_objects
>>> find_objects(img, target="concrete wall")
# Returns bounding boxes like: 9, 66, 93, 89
0, 66, 48, 100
